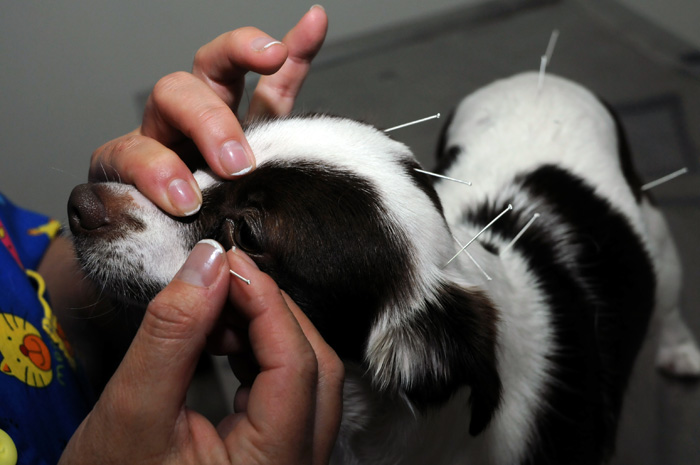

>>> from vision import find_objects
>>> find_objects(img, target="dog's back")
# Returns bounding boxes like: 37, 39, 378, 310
437, 73, 643, 226
422, 72, 675, 464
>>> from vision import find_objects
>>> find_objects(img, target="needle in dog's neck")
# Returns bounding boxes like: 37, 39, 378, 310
538, 29, 560, 92
384, 113, 441, 133
414, 168, 472, 186
384, 113, 473, 186
452, 234, 492, 281
445, 204, 513, 267
501, 212, 540, 255
641, 167, 688, 191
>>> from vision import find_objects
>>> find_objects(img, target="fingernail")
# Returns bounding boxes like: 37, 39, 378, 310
168, 179, 202, 216
231, 246, 258, 269
310, 4, 325, 11
176, 240, 225, 288
229, 247, 258, 285
220, 140, 254, 176
251, 37, 283, 52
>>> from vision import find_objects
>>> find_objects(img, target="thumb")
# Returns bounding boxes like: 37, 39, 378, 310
101, 239, 230, 429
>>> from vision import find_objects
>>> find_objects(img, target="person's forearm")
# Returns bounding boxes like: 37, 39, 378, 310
39, 235, 95, 314
39, 235, 137, 394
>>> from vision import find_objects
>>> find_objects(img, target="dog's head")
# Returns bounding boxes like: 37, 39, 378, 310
69, 115, 501, 434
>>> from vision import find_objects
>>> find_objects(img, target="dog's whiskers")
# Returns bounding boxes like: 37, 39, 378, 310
100, 162, 109, 181
98, 161, 124, 183
50, 166, 80, 180
445, 204, 513, 267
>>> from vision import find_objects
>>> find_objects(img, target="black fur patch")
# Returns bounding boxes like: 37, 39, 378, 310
465, 165, 655, 464
433, 108, 458, 174
197, 161, 414, 362
434, 145, 464, 177
401, 158, 445, 217
197, 158, 503, 434
398, 283, 502, 436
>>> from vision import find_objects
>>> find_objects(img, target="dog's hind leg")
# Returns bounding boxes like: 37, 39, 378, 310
657, 308, 700, 377
642, 200, 700, 377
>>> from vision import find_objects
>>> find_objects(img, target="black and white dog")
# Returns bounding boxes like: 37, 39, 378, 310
68, 72, 700, 464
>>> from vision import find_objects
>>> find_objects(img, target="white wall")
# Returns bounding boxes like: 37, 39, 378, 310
615, 0, 700, 50
2, 0, 697, 220
0, 0, 487, 219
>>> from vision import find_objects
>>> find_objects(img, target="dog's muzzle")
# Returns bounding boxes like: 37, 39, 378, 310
68, 184, 111, 234
67, 183, 142, 238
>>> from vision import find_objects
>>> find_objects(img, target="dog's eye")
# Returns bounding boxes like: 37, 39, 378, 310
222, 217, 262, 255
235, 219, 261, 254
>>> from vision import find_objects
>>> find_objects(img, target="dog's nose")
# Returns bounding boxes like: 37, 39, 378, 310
68, 184, 110, 233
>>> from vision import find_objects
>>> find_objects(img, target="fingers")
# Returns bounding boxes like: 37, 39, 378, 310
98, 240, 230, 432
192, 27, 289, 109
140, 26, 290, 174
249, 5, 329, 118
90, 71, 256, 217
134, 26, 293, 182
60, 241, 234, 464
89, 132, 203, 216
218, 250, 343, 465
90, 14, 325, 218
141, 72, 256, 178
282, 291, 345, 465
90, 11, 324, 218
220, 250, 320, 464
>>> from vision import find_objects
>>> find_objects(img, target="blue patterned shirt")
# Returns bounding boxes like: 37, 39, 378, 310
0, 193, 91, 465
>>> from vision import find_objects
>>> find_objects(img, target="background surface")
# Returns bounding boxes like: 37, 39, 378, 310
1, 0, 699, 220
3, 1, 699, 463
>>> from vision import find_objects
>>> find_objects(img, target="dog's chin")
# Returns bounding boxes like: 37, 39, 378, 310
89, 271, 164, 307
101, 278, 162, 307
73, 245, 167, 307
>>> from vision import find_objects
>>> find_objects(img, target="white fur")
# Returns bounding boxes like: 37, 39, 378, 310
71, 73, 700, 465
333, 73, 700, 464
245, 117, 464, 393
433, 73, 699, 463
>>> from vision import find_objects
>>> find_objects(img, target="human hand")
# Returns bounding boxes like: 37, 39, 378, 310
89, 6, 328, 217
59, 240, 344, 465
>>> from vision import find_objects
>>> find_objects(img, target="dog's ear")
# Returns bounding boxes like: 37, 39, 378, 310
366, 282, 502, 436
